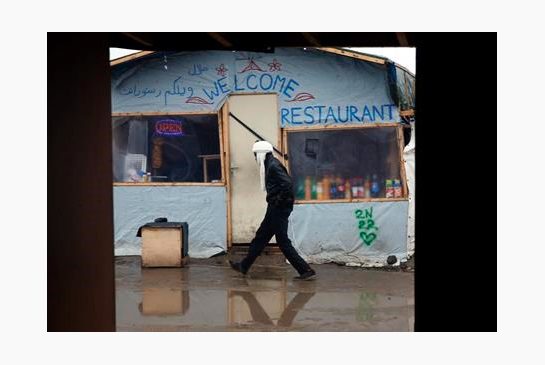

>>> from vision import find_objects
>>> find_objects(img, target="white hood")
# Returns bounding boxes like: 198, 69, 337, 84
252, 141, 274, 191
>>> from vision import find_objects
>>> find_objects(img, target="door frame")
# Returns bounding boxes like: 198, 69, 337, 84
221, 92, 283, 247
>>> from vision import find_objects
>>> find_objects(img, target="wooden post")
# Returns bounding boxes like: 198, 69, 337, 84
283, 129, 289, 173
275, 93, 283, 162
218, 115, 226, 184
397, 125, 409, 198
403, 71, 410, 109
221, 103, 232, 248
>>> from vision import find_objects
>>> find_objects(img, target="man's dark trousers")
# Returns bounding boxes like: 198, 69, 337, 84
240, 204, 311, 275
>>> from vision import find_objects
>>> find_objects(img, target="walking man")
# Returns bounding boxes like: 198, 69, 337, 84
229, 141, 316, 280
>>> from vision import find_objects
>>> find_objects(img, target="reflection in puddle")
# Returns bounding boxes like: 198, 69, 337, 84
138, 268, 190, 316
229, 290, 315, 327
356, 292, 377, 322
139, 289, 190, 316
115, 257, 414, 331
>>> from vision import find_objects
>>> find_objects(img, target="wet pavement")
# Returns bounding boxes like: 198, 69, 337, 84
115, 256, 414, 331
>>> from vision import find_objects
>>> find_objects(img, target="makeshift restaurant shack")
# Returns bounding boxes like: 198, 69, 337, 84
110, 47, 415, 266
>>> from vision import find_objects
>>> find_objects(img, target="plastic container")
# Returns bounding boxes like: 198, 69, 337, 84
345, 179, 352, 199
323, 175, 330, 200
316, 180, 323, 200
304, 176, 311, 200
371, 174, 380, 198
330, 177, 337, 199
394, 179, 402, 198
296, 177, 305, 200
351, 178, 359, 199
385, 179, 394, 198
337, 177, 345, 199
364, 176, 371, 198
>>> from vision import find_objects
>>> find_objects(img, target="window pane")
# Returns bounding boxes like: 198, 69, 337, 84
396, 67, 415, 110
287, 127, 403, 200
112, 114, 221, 183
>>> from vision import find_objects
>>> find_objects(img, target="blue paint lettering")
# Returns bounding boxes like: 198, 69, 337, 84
325, 106, 338, 124
281, 108, 290, 126
372, 105, 384, 120
283, 79, 300, 98
383, 104, 395, 120
304, 106, 314, 124
260, 73, 273, 90
234, 75, 245, 91
361, 105, 375, 122
291, 107, 303, 125
203, 81, 221, 101
315, 105, 325, 124
338, 106, 349, 123
349, 106, 361, 122
217, 77, 230, 94
273, 75, 286, 93
247, 74, 258, 90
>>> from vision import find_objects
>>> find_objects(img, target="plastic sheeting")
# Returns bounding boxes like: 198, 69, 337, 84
111, 48, 399, 126
113, 186, 226, 258
289, 201, 409, 266
403, 121, 415, 257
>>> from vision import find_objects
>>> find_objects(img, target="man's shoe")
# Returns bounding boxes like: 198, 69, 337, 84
294, 269, 316, 281
229, 260, 247, 275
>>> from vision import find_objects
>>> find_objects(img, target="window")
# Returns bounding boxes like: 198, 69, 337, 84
286, 126, 406, 202
112, 114, 222, 183
396, 66, 415, 110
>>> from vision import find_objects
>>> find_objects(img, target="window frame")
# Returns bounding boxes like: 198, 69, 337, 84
112, 111, 226, 186
282, 123, 409, 204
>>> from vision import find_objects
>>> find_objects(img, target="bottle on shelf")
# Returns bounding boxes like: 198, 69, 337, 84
323, 175, 330, 200
394, 179, 402, 198
330, 175, 337, 199
317, 178, 323, 200
385, 179, 394, 198
351, 178, 359, 199
311, 176, 317, 200
357, 177, 363, 198
371, 174, 380, 198
304, 176, 311, 200
364, 175, 371, 198
345, 178, 352, 199
337, 176, 345, 199
296, 177, 305, 200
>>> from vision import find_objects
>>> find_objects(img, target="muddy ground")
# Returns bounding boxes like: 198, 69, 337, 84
115, 254, 414, 331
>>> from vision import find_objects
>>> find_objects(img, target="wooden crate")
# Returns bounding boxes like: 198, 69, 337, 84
141, 227, 188, 267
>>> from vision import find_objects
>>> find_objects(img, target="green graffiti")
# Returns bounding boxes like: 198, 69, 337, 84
356, 292, 377, 321
355, 207, 379, 246
360, 231, 377, 246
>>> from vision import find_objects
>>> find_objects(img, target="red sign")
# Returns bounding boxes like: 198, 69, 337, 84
155, 119, 184, 136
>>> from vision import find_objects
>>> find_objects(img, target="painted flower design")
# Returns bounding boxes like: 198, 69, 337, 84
268, 59, 282, 72
216, 64, 228, 76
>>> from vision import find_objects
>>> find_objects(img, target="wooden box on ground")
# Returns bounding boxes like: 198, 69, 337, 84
137, 222, 189, 268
